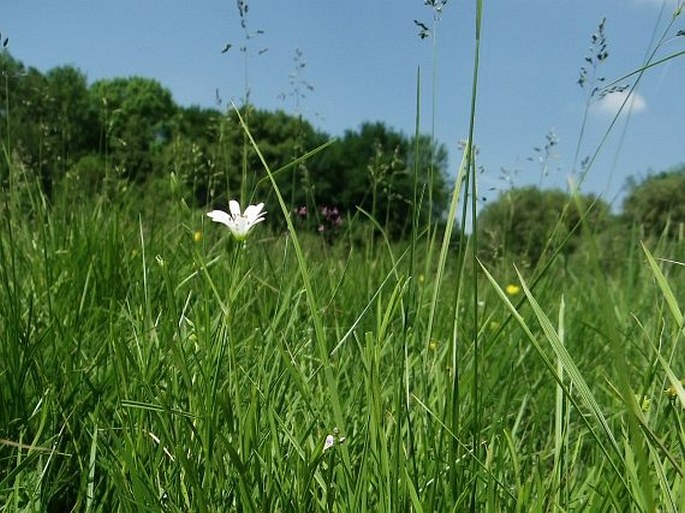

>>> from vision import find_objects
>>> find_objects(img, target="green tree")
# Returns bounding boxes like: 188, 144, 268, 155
622, 165, 685, 239
0, 52, 51, 187
90, 77, 177, 180
0, 53, 97, 195
315, 121, 449, 238
228, 107, 328, 206
162, 105, 224, 205
163, 106, 330, 211
1, 50, 449, 238
45, 65, 98, 161
478, 186, 612, 265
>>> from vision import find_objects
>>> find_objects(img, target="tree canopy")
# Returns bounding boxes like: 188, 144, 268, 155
90, 76, 177, 180
622, 165, 685, 239
1, 53, 98, 193
2, 50, 683, 248
478, 186, 611, 265
0, 51, 450, 238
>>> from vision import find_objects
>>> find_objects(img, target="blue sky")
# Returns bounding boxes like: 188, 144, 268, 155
4, 0, 684, 209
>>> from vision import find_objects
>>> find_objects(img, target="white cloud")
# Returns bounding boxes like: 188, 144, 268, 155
594, 90, 647, 116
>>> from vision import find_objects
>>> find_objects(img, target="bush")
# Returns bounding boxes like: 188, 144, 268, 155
478, 186, 612, 266
622, 165, 685, 240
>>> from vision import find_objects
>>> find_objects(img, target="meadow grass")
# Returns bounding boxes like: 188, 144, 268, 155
2, 3, 685, 511
2, 118, 684, 512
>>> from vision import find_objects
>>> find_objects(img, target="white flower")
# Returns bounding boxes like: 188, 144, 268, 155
323, 434, 335, 452
207, 200, 266, 241
323, 429, 346, 453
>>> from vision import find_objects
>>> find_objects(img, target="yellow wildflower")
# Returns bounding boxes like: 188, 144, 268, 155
505, 283, 521, 295
665, 379, 685, 399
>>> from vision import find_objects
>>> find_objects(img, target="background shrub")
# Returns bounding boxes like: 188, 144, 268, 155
622, 165, 685, 240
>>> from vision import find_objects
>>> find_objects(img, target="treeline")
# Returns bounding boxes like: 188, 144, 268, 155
0, 51, 448, 238
478, 168, 685, 267
1, 51, 683, 257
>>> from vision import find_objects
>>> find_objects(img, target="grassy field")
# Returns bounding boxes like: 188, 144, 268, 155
1, 121, 684, 512
2, 4, 685, 512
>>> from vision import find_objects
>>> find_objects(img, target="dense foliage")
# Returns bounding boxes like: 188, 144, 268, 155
0, 51, 449, 238
91, 76, 176, 180
478, 187, 612, 265
622, 165, 685, 239
1, 49, 683, 251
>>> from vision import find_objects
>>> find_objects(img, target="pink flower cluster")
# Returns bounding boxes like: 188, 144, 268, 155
293, 205, 344, 234
318, 206, 343, 232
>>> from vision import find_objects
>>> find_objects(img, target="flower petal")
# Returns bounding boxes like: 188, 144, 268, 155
207, 200, 266, 241
243, 203, 265, 221
229, 200, 241, 217
207, 210, 233, 227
